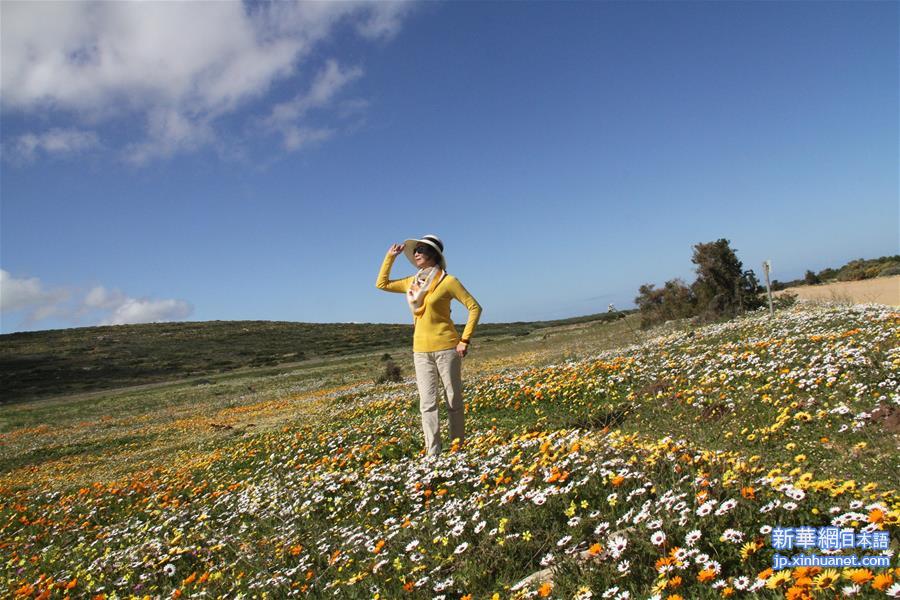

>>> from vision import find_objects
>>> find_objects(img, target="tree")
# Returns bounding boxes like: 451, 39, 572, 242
634, 279, 695, 328
690, 239, 762, 320
803, 270, 820, 285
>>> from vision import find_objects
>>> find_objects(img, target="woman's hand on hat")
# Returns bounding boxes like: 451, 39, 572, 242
388, 243, 404, 256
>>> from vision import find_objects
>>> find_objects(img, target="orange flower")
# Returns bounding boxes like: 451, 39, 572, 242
656, 556, 675, 570
845, 568, 873, 584
698, 569, 716, 583
538, 582, 553, 597
588, 543, 603, 556
872, 573, 894, 591
182, 572, 197, 585
868, 508, 885, 524
757, 568, 773, 580
611, 475, 625, 487
741, 486, 755, 499
721, 587, 734, 598
666, 595, 683, 600
785, 587, 811, 600
668, 576, 682, 589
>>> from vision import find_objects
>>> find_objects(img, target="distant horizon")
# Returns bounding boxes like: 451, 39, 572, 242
2, 1, 897, 334
2, 249, 895, 336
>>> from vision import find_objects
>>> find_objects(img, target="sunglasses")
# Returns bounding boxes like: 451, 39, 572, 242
413, 246, 432, 255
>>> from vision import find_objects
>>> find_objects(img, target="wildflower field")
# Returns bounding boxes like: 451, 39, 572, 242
2, 304, 899, 599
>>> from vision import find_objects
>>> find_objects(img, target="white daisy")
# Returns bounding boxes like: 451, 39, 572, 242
696, 501, 716, 516
684, 529, 701, 546
715, 499, 738, 515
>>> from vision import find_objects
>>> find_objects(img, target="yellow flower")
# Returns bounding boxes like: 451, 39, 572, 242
843, 568, 873, 584
794, 454, 807, 463
765, 570, 792, 589
740, 541, 760, 560
813, 569, 840, 590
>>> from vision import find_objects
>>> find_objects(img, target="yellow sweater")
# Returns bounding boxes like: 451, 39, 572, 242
376, 251, 482, 352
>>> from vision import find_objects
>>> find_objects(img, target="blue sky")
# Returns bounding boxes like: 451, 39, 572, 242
1, 1, 897, 334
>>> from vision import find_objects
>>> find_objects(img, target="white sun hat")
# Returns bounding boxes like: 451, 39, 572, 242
403, 234, 446, 270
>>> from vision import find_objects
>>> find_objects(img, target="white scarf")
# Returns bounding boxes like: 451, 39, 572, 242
407, 266, 446, 317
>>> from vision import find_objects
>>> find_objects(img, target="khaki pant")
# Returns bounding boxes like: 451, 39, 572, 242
413, 348, 464, 456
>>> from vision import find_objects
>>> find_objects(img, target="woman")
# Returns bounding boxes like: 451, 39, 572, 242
376, 234, 482, 457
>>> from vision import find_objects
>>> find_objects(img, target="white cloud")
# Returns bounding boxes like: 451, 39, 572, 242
0, 269, 68, 313
8, 128, 99, 162
0, 272, 193, 330
0, 1, 413, 163
101, 297, 193, 326
282, 127, 335, 152
266, 59, 363, 150
84, 285, 127, 310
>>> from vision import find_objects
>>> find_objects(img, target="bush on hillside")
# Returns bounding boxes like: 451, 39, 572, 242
690, 239, 764, 321
635, 279, 695, 328
376, 360, 402, 384
772, 291, 798, 310
636, 239, 764, 329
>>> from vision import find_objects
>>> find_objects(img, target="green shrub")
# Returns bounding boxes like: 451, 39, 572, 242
878, 264, 900, 277
772, 292, 798, 310
376, 360, 402, 384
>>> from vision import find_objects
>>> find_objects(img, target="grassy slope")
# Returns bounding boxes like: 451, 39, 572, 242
0, 312, 627, 403
1, 305, 898, 599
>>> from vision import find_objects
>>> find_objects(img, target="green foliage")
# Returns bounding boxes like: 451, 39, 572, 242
376, 360, 403, 384
772, 291, 798, 310
0, 313, 632, 403
690, 239, 764, 321
634, 279, 695, 328
635, 239, 763, 328
832, 255, 899, 282
803, 269, 820, 285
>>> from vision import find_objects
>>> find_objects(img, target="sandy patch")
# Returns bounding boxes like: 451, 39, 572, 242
773, 275, 900, 307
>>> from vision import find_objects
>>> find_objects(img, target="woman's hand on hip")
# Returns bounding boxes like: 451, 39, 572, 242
456, 342, 468, 358
388, 243, 404, 256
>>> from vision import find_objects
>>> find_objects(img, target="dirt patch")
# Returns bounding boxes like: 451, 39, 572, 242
774, 276, 900, 307
638, 378, 673, 397
870, 404, 900, 435
701, 401, 730, 421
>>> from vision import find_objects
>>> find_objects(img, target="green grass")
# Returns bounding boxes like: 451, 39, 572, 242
0, 313, 632, 403
1, 305, 897, 599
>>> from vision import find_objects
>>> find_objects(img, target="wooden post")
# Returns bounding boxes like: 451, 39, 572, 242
763, 260, 774, 318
